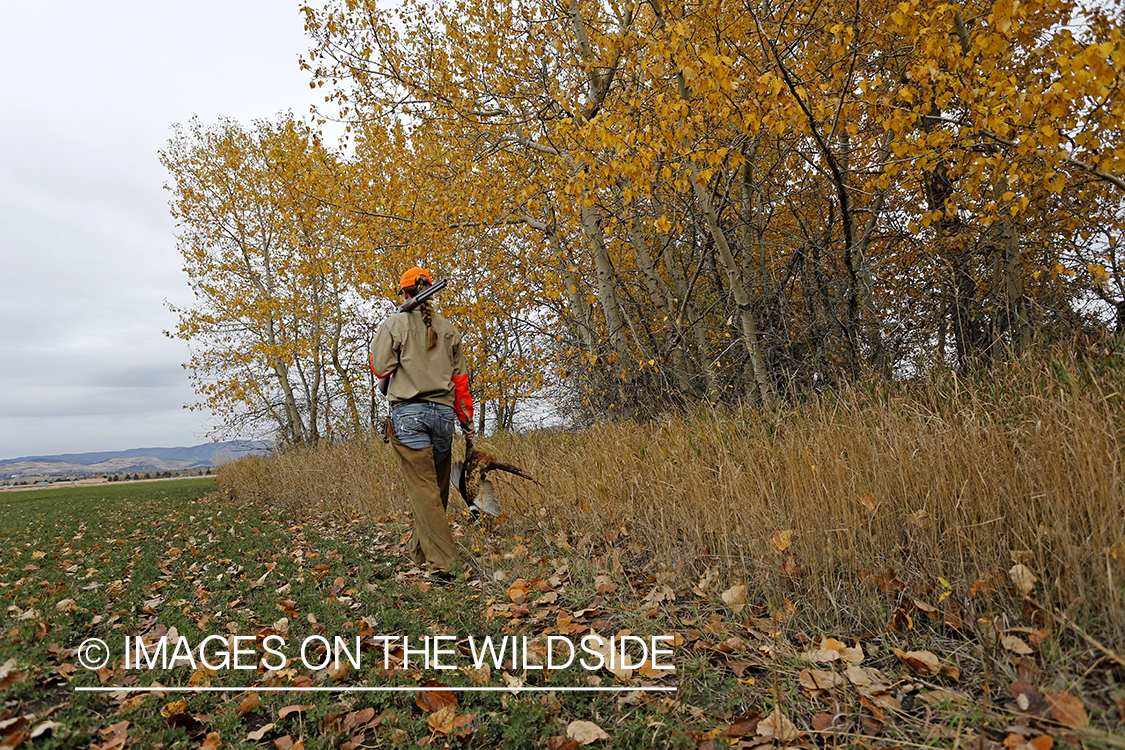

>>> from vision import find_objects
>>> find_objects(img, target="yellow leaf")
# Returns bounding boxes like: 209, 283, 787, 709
770, 530, 793, 552
161, 700, 188, 718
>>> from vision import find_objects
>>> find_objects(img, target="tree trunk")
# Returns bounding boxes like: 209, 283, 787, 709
689, 161, 775, 403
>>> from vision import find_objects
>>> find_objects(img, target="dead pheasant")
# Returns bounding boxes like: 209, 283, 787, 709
452, 438, 542, 519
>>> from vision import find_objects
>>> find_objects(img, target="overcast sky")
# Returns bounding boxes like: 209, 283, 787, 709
0, 1, 332, 459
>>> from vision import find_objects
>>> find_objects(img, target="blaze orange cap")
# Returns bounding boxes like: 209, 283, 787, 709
399, 267, 432, 291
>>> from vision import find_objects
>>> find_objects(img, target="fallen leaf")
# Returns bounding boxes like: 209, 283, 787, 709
801, 637, 864, 664
869, 568, 906, 593
556, 611, 587, 635
427, 705, 456, 734
416, 680, 458, 713
1009, 564, 1037, 596
161, 700, 188, 719
941, 663, 961, 680
721, 584, 749, 613
694, 567, 720, 595
1005, 734, 1055, 750
892, 647, 942, 676
201, 731, 222, 750
0, 658, 28, 690
246, 724, 275, 741
636, 657, 675, 679
1008, 626, 1053, 645
507, 578, 529, 603
28, 720, 64, 740
95, 720, 129, 750
277, 704, 315, 719
52, 662, 78, 680
461, 664, 491, 685
567, 720, 610, 745
343, 708, 376, 731
845, 665, 901, 709
811, 711, 848, 733
115, 692, 157, 714
0, 716, 29, 749
1046, 692, 1088, 728
641, 585, 674, 607
1001, 634, 1034, 655
757, 708, 800, 743
770, 530, 793, 552
721, 712, 760, 737
187, 668, 212, 688
594, 574, 617, 593
799, 668, 845, 693
427, 706, 474, 737
237, 692, 260, 717
324, 661, 350, 683
861, 697, 887, 736
887, 607, 914, 631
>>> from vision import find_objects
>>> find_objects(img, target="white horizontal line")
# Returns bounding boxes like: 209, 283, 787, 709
76, 685, 677, 693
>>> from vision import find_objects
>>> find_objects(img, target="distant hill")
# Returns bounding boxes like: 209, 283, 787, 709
0, 441, 270, 479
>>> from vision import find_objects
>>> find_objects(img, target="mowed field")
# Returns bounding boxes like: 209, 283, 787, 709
3, 358, 1125, 749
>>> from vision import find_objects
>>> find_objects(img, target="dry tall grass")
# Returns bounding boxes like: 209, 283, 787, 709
217, 354, 1125, 644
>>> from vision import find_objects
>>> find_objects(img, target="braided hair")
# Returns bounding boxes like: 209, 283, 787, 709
404, 285, 439, 350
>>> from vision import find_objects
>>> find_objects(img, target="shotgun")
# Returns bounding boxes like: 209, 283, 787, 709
375, 278, 449, 396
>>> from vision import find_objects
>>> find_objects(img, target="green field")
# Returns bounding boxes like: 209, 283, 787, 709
0, 479, 699, 748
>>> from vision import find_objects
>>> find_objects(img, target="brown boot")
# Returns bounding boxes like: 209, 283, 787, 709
392, 437, 458, 573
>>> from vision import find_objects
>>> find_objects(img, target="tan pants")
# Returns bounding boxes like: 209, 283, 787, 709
392, 437, 457, 573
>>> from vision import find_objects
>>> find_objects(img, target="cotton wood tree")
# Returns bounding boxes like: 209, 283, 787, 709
163, 115, 381, 444
299, 0, 1123, 417
303, 0, 674, 416
877, 0, 1125, 364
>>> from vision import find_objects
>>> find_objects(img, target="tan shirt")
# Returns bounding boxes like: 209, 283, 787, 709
370, 309, 468, 408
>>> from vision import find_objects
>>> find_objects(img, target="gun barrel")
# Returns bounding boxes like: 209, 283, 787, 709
397, 278, 448, 313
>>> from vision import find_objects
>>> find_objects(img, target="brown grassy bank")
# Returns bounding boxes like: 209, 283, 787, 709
217, 354, 1125, 646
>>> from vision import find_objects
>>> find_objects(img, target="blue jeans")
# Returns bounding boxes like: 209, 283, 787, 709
391, 402, 457, 462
